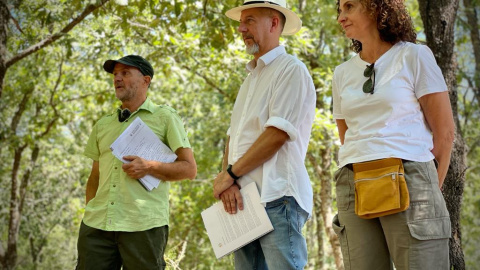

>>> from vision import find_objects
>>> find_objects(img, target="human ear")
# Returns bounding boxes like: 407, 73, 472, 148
271, 16, 280, 33
144, 76, 151, 86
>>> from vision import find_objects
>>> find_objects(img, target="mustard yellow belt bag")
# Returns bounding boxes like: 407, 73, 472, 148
353, 158, 410, 219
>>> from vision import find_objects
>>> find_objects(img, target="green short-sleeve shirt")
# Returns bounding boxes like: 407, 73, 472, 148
83, 98, 191, 232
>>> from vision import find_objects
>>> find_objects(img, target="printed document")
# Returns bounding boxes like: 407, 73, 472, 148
110, 117, 177, 191
201, 182, 274, 259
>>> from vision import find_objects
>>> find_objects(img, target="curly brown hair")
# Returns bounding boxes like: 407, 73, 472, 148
336, 0, 417, 53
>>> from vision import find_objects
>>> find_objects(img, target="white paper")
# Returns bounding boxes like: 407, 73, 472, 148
201, 182, 274, 259
110, 117, 177, 190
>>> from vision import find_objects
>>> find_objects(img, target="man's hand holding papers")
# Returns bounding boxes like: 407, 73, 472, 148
110, 117, 178, 191
202, 182, 274, 259
218, 184, 244, 214
121, 155, 152, 179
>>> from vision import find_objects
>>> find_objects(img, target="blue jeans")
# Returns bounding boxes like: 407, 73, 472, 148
234, 196, 309, 270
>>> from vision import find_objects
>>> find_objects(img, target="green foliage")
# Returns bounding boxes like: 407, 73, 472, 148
1, 0, 478, 269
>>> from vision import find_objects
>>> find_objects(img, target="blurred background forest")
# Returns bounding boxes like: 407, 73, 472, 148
0, 0, 479, 269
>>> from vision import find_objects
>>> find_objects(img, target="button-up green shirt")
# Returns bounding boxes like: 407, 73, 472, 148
83, 98, 191, 231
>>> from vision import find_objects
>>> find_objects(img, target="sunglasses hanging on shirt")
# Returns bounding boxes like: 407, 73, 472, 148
118, 108, 131, 122
363, 63, 375, 94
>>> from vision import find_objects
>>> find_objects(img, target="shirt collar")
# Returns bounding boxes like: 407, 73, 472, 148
246, 45, 286, 72
116, 97, 155, 115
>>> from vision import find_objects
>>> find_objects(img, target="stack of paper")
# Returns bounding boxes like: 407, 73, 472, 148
201, 182, 274, 259
110, 117, 177, 191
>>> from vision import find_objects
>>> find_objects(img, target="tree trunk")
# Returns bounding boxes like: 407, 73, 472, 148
308, 147, 344, 270
463, 0, 480, 106
2, 146, 25, 270
417, 0, 466, 269
0, 0, 8, 99
314, 203, 325, 269
0, 59, 61, 268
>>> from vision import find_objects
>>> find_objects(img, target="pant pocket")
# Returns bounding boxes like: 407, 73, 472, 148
407, 217, 451, 269
334, 167, 352, 211
407, 216, 451, 240
332, 214, 350, 270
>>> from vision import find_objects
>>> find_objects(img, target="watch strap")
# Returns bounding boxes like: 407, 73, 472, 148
227, 164, 240, 181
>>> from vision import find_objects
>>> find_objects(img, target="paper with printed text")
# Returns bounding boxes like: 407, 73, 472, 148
201, 182, 274, 259
110, 117, 177, 190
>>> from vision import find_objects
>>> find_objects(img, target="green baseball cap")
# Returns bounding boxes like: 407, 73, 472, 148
103, 55, 154, 78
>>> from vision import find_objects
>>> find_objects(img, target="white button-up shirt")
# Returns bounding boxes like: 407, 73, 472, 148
228, 46, 316, 215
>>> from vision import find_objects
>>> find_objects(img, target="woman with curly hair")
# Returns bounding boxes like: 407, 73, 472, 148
331, 0, 454, 269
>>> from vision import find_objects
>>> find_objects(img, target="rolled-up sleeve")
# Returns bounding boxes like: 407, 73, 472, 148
265, 61, 313, 142
264, 116, 298, 141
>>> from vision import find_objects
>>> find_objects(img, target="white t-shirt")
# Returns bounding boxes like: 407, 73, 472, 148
228, 46, 316, 215
332, 41, 448, 167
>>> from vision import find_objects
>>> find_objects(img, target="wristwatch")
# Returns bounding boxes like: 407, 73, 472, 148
226, 164, 240, 181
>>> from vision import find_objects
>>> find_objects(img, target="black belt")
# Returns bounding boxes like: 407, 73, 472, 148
344, 159, 412, 170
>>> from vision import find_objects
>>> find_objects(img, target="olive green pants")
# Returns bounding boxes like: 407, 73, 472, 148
76, 221, 168, 270
333, 160, 450, 270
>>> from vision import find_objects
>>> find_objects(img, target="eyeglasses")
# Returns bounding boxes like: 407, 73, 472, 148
363, 63, 375, 94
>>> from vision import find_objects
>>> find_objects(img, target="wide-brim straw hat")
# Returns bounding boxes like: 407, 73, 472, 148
225, 0, 302, 35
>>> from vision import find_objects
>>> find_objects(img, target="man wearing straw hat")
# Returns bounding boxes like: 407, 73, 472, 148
213, 1, 316, 269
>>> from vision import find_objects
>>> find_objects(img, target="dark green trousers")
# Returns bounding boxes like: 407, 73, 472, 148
76, 221, 168, 270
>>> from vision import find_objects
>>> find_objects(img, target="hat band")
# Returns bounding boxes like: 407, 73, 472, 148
243, 1, 280, 6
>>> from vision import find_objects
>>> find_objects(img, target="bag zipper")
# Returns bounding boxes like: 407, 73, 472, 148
355, 172, 404, 183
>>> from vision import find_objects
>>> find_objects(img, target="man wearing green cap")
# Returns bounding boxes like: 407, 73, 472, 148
76, 55, 197, 269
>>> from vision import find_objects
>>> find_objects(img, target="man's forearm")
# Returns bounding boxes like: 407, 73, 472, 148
147, 159, 197, 181
85, 161, 100, 205
222, 137, 230, 171
214, 127, 288, 199
85, 175, 99, 204
230, 127, 289, 177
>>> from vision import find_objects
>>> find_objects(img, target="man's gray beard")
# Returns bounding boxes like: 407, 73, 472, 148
246, 43, 259, 55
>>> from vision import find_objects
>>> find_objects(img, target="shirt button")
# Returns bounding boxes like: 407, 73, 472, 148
113, 185, 116, 187
111, 202, 114, 205
115, 167, 117, 169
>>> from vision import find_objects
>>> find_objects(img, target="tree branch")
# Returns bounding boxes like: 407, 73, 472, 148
7, 4, 23, 34
463, 0, 480, 74
64, 90, 110, 102
129, 20, 229, 98
181, 64, 228, 97
5, 0, 111, 69
463, 0, 480, 104
203, 0, 208, 16
29, 204, 65, 265
10, 88, 33, 132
